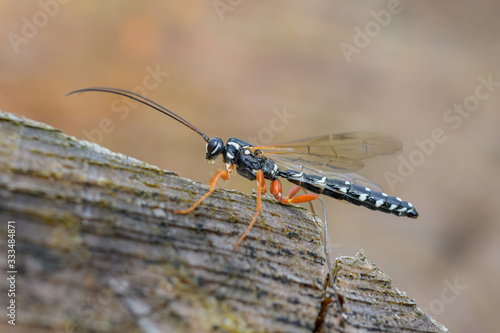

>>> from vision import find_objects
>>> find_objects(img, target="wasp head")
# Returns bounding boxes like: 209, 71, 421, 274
206, 137, 224, 161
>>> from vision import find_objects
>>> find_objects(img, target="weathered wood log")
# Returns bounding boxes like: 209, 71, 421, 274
0, 110, 448, 333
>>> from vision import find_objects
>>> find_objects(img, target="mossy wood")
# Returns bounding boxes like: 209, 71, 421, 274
0, 110, 447, 332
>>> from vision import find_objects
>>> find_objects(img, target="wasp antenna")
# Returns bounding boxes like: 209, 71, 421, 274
67, 87, 210, 142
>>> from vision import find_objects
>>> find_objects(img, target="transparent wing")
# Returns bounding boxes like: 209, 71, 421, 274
270, 153, 384, 191
256, 132, 403, 191
256, 132, 402, 170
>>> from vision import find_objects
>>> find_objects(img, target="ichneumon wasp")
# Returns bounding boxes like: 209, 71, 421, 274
67, 87, 419, 305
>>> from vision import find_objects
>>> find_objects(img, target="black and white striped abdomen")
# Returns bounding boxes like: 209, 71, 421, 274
278, 170, 418, 218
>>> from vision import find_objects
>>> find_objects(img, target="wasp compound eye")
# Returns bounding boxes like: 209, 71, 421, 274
206, 137, 224, 160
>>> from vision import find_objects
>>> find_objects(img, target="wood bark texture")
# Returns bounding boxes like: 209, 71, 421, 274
0, 110, 448, 333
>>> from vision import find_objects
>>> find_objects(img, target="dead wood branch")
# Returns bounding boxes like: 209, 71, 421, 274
0, 110, 447, 332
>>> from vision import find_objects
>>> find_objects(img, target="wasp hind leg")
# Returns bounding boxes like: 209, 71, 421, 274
270, 179, 342, 310
270, 180, 320, 205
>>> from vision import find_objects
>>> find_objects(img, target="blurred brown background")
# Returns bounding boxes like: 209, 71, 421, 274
1, 1, 499, 332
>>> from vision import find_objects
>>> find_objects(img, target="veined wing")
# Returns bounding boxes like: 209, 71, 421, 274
270, 153, 385, 191
256, 132, 403, 191
257, 132, 401, 163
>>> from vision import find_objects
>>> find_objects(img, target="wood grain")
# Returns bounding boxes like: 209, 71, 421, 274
0, 110, 447, 332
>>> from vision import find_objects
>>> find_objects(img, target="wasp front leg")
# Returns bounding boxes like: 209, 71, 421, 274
175, 164, 234, 214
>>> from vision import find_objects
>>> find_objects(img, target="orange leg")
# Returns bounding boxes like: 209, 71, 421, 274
175, 165, 233, 214
271, 179, 320, 204
233, 169, 266, 250
272, 179, 340, 308
285, 185, 303, 200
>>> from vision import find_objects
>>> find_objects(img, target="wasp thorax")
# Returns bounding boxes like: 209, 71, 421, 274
206, 137, 224, 160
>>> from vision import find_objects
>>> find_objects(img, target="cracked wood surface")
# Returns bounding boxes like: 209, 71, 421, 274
0, 110, 447, 333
